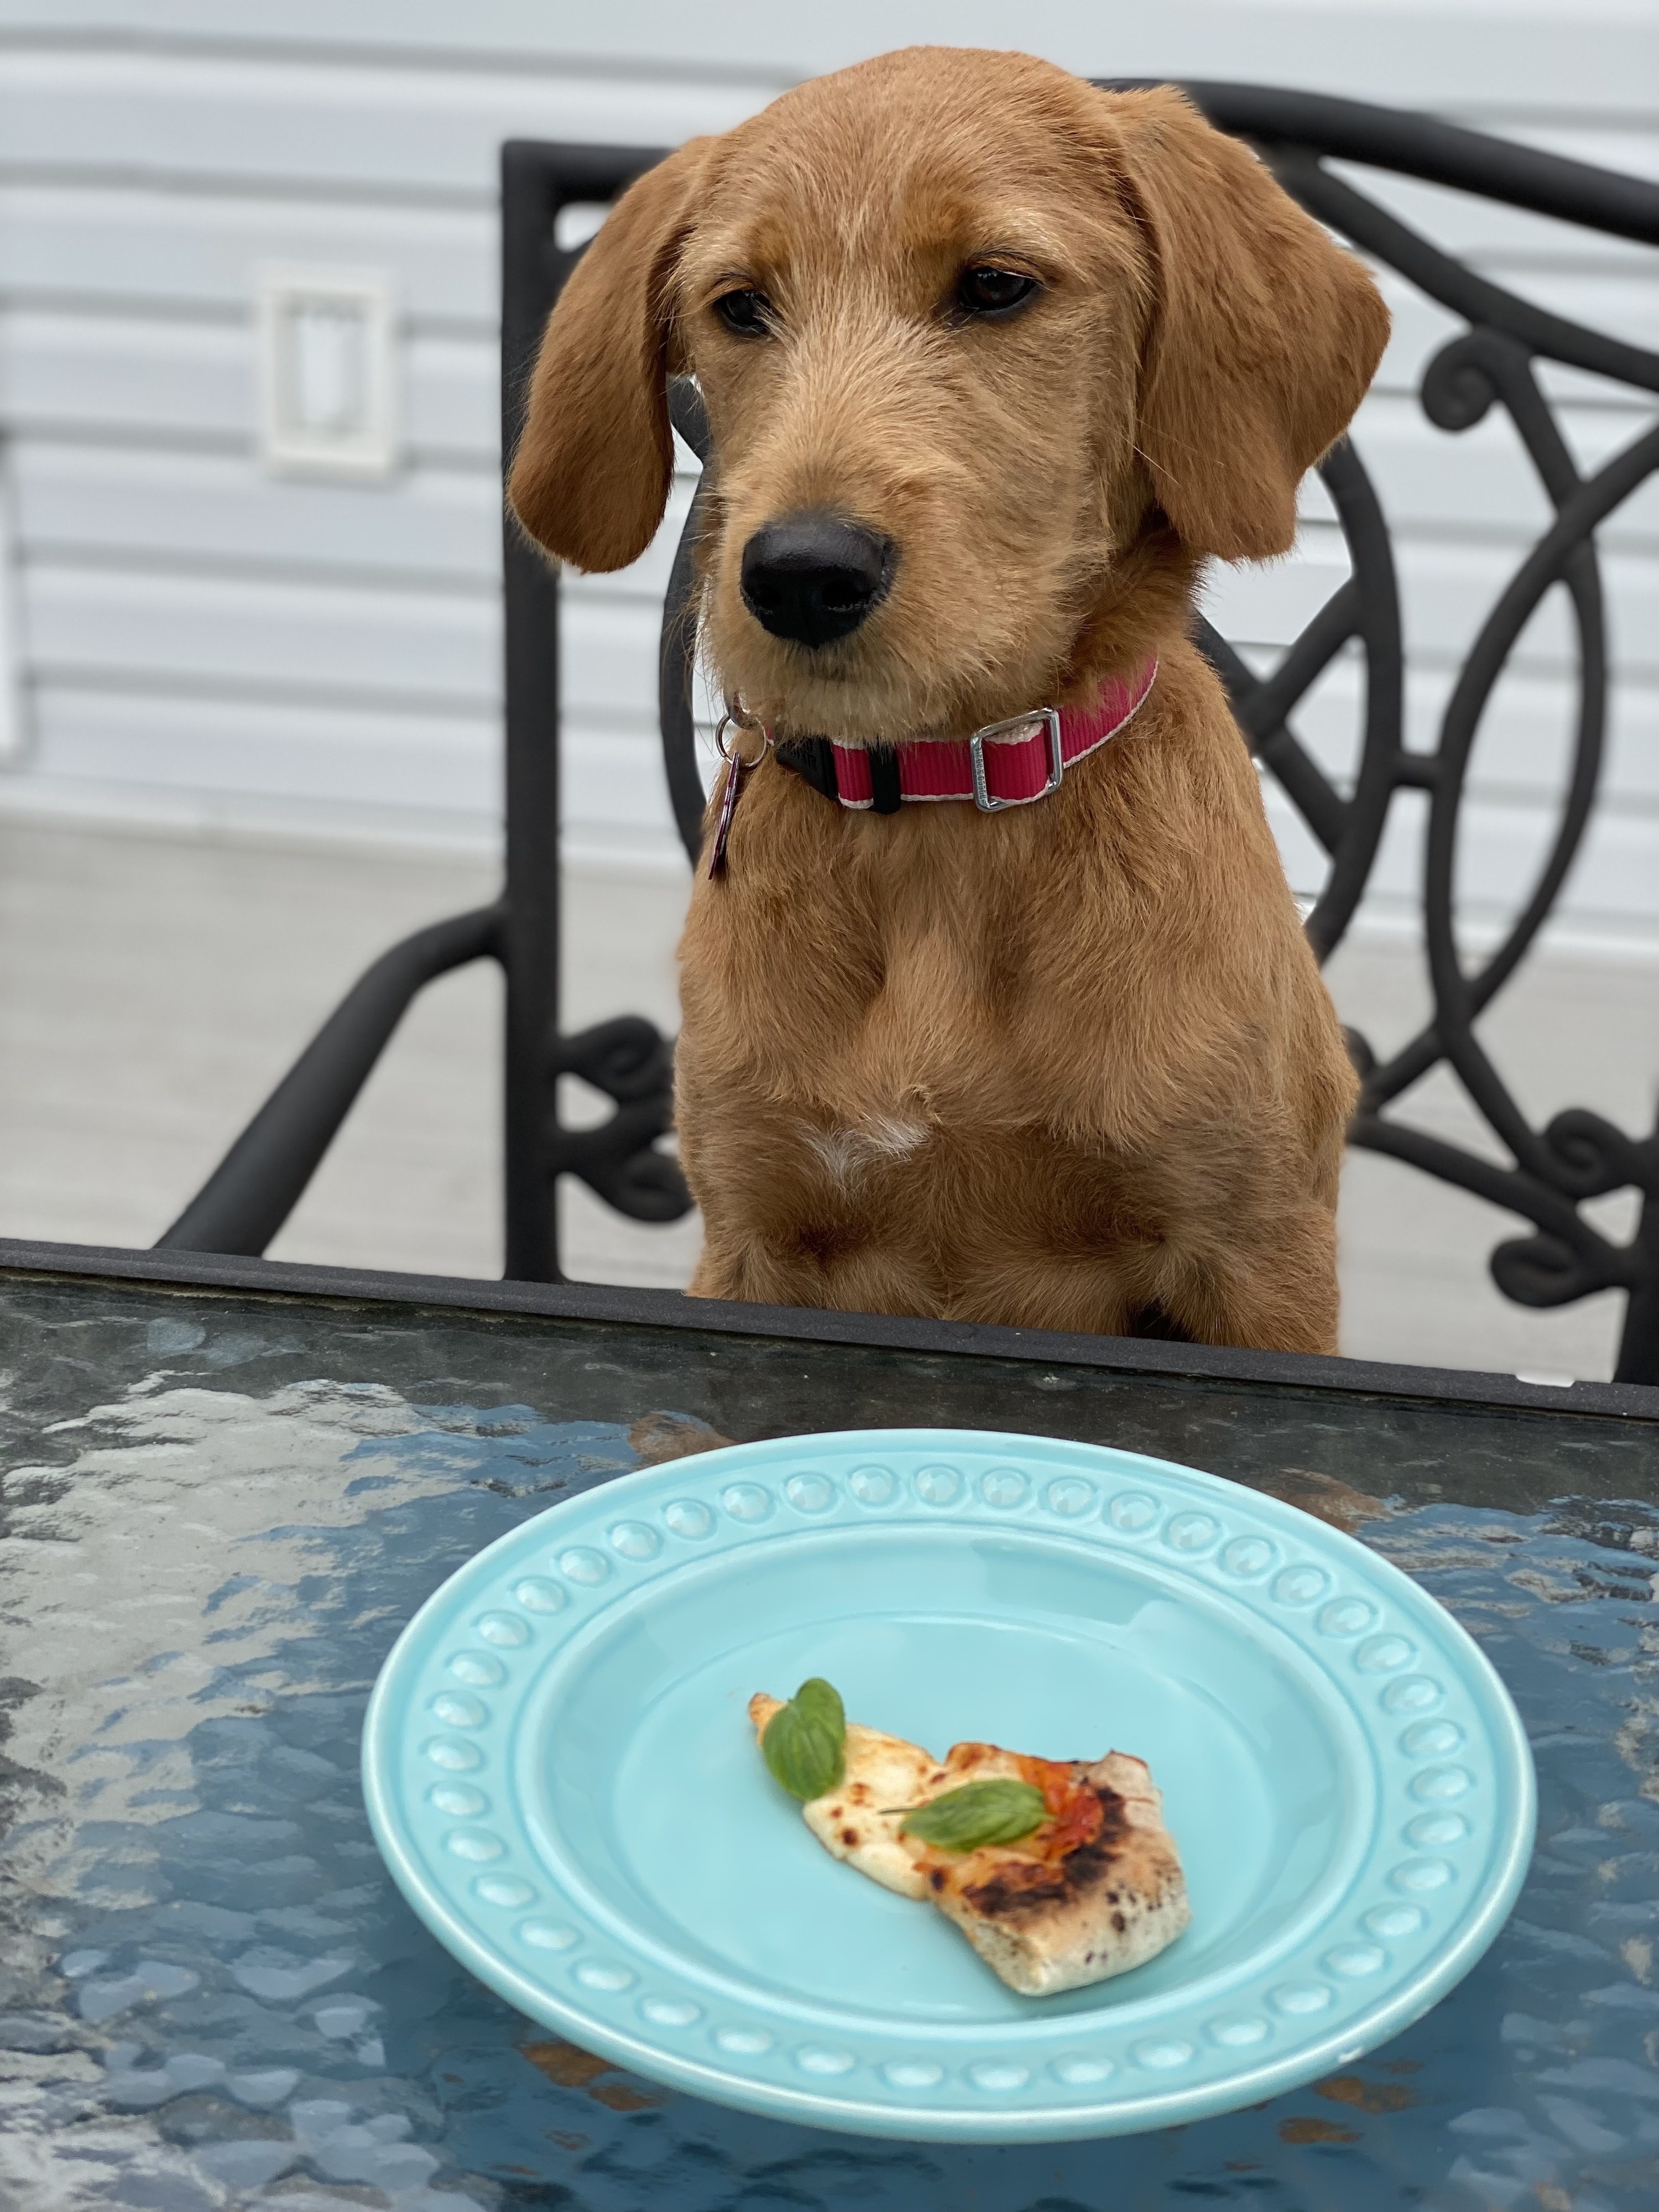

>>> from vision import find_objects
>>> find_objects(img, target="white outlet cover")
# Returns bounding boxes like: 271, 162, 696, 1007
256, 266, 399, 478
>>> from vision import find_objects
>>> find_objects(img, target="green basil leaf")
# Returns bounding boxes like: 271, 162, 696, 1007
900, 1778, 1048, 1852
761, 1678, 846, 1802
791, 1677, 844, 1740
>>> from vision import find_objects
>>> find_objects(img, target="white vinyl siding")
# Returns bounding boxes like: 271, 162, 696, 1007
0, 1, 1653, 950
0, 23, 779, 844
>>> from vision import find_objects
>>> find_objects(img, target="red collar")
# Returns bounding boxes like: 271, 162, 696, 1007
774, 658, 1157, 815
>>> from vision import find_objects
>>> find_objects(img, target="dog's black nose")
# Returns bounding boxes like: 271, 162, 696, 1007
740, 513, 891, 648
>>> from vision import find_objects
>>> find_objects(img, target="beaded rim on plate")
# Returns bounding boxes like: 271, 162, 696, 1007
362, 1428, 1536, 2142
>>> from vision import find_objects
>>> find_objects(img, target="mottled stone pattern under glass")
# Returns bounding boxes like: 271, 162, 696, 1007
2, 1271, 1657, 2211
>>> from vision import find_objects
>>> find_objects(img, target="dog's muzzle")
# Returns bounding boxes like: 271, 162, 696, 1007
740, 512, 893, 649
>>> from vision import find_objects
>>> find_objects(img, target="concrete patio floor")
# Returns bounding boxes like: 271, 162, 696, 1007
1, 816, 1651, 1383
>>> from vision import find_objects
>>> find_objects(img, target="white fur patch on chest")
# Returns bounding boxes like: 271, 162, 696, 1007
801, 1113, 930, 1188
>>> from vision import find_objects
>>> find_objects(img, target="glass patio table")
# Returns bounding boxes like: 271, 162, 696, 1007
3, 1239, 1657, 2211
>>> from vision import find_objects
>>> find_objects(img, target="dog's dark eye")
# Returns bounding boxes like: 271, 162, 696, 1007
714, 288, 772, 338
956, 267, 1040, 320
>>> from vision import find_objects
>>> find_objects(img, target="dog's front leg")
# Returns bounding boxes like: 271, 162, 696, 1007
1141, 1202, 1343, 1358
688, 1227, 940, 1318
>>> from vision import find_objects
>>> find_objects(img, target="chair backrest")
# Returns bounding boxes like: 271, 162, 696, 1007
502, 92, 1659, 1377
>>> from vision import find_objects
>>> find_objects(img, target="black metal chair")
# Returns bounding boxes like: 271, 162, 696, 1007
158, 87, 1659, 1385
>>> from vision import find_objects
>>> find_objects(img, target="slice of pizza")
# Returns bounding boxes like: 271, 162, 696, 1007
749, 1691, 1190, 1996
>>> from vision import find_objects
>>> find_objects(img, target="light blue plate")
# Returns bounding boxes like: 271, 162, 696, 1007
361, 1428, 1535, 2141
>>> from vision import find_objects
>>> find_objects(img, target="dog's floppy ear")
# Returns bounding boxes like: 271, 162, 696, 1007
1108, 88, 1389, 562
508, 139, 710, 573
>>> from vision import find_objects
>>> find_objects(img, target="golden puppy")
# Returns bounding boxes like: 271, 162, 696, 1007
509, 47, 1389, 1353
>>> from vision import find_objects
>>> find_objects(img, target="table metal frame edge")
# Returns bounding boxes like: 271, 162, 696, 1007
5, 1236, 1656, 1426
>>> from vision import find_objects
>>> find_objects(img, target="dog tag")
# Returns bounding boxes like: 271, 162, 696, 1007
707, 754, 747, 878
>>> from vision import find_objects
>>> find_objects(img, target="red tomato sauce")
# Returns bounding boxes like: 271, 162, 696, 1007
1017, 1755, 1105, 1858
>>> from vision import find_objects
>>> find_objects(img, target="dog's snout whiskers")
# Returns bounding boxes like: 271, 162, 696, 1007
740, 512, 894, 649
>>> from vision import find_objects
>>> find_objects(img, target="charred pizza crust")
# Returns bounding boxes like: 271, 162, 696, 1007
915, 1743, 1190, 1996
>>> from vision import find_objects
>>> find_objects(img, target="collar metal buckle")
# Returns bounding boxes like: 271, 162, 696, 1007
968, 707, 1065, 812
